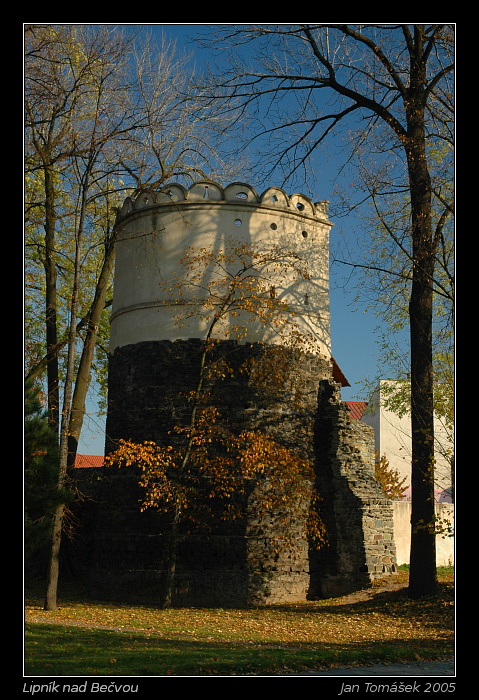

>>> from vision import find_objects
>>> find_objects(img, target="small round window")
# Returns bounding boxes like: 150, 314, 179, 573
270, 223, 277, 230
234, 218, 242, 226
236, 192, 248, 200
296, 202, 305, 211
302, 230, 308, 238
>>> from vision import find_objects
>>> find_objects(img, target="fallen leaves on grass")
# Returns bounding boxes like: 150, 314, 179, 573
25, 578, 454, 656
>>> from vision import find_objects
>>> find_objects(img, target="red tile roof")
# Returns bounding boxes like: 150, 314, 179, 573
344, 401, 368, 420
74, 454, 104, 468
331, 357, 351, 387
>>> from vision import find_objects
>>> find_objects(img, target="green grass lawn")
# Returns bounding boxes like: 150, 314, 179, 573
24, 567, 454, 677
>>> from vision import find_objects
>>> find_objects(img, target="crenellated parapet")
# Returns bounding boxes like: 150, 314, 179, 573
116, 179, 330, 223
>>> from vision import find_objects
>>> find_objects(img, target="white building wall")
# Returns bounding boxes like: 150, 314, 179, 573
393, 502, 454, 566
361, 380, 453, 497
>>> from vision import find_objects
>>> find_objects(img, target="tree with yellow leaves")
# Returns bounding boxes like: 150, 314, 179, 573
374, 450, 408, 501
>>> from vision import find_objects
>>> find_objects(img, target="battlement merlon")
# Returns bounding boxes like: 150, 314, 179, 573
115, 180, 331, 225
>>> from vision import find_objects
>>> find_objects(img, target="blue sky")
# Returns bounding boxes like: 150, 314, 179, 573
78, 23, 406, 455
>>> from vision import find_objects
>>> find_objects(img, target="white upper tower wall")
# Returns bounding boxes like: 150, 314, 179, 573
109, 180, 333, 357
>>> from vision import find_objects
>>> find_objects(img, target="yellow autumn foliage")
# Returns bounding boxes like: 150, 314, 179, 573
105, 404, 327, 548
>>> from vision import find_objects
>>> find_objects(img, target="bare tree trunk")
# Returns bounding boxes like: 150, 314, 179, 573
43, 164, 59, 434
405, 91, 438, 597
43, 505, 64, 610
67, 235, 116, 464
42, 163, 63, 611
44, 170, 90, 610
408, 268, 437, 596
163, 508, 180, 609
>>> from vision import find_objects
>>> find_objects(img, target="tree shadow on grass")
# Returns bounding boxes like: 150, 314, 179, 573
24, 622, 453, 677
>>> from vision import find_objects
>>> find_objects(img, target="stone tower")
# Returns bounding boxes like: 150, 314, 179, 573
91, 180, 397, 607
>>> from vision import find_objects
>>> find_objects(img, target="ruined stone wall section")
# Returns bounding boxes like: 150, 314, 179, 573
311, 380, 397, 599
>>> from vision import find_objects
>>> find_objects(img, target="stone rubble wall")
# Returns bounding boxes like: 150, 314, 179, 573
89, 339, 397, 606
310, 380, 397, 599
